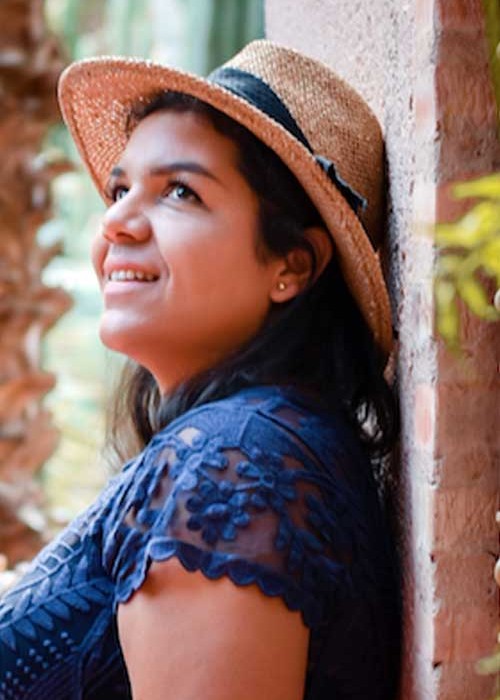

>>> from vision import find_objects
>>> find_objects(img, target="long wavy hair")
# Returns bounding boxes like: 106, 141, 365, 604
104, 91, 399, 477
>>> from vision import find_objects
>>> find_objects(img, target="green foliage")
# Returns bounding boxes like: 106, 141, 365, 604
434, 173, 500, 350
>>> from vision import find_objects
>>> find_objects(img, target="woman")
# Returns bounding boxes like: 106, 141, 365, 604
0, 41, 401, 699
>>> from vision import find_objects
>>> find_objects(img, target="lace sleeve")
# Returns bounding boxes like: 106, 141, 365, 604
102, 405, 357, 630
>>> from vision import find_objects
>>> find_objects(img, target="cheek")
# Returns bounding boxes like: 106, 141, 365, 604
175, 240, 256, 295
90, 232, 108, 280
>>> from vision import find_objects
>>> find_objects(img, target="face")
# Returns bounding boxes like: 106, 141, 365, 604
92, 109, 284, 392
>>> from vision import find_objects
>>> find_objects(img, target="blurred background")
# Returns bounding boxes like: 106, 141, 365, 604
0, 0, 263, 566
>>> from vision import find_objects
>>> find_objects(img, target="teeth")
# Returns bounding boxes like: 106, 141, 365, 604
109, 269, 157, 282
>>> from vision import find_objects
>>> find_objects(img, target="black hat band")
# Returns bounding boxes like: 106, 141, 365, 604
208, 66, 367, 215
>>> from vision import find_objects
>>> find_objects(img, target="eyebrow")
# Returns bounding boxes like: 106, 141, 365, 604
108, 161, 224, 185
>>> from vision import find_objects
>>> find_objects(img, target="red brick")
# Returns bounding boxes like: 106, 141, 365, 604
435, 33, 497, 183
437, 130, 500, 181
437, 0, 486, 31
436, 382, 499, 446
437, 659, 499, 699
433, 484, 498, 550
433, 550, 498, 602
434, 348, 485, 384
437, 27, 489, 69
436, 62, 496, 131
436, 347, 498, 384
458, 298, 500, 347
434, 604, 497, 663
436, 441, 500, 489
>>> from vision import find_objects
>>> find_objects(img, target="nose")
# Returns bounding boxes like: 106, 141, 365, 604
101, 194, 152, 244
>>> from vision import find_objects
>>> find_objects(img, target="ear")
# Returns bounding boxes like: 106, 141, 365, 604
269, 226, 334, 303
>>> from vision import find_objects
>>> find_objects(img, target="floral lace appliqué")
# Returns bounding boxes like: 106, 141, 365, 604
186, 479, 251, 544
166, 433, 228, 486
236, 446, 298, 511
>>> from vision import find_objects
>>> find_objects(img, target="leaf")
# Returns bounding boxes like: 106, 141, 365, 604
478, 238, 500, 278
31, 607, 55, 631
435, 202, 500, 248
57, 564, 72, 589
474, 649, 500, 675
13, 617, 37, 640
12, 590, 32, 618
232, 511, 250, 527
249, 492, 267, 510
236, 461, 260, 479
221, 522, 236, 541
452, 173, 500, 200
456, 277, 500, 320
276, 519, 291, 550
0, 625, 17, 652
81, 583, 109, 604
71, 554, 89, 583
48, 599, 71, 620
93, 578, 112, 594
60, 590, 91, 612
32, 575, 52, 603
435, 279, 460, 346
435, 278, 456, 305
436, 253, 465, 276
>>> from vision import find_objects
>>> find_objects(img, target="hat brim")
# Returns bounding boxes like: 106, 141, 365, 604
57, 57, 393, 359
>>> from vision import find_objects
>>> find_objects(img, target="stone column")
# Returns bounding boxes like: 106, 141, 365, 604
265, 1, 499, 698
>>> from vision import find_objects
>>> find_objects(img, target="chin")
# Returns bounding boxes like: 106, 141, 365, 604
98, 322, 144, 361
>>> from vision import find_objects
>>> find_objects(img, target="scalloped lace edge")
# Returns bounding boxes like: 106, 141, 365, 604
112, 538, 325, 629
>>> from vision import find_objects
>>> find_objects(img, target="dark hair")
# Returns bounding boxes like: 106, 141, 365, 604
106, 91, 399, 479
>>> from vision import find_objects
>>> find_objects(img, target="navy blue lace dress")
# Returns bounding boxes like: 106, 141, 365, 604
0, 385, 401, 699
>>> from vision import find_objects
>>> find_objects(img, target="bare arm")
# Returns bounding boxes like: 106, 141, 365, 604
118, 557, 310, 700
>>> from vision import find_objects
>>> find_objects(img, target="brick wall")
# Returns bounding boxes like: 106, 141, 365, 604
265, 1, 500, 698
431, 2, 499, 697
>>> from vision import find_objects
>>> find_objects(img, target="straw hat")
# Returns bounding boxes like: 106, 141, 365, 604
57, 39, 393, 359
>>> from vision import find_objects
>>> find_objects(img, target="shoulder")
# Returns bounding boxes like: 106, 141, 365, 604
149, 383, 356, 463
102, 385, 365, 627
101, 384, 383, 631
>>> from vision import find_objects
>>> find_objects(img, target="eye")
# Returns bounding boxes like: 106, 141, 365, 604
166, 181, 201, 203
107, 184, 128, 202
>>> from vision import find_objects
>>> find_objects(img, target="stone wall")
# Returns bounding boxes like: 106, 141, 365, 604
265, 1, 499, 698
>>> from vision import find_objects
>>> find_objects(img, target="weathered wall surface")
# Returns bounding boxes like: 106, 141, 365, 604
266, 1, 499, 698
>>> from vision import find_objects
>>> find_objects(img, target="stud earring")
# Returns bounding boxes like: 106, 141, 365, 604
277, 281, 287, 291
